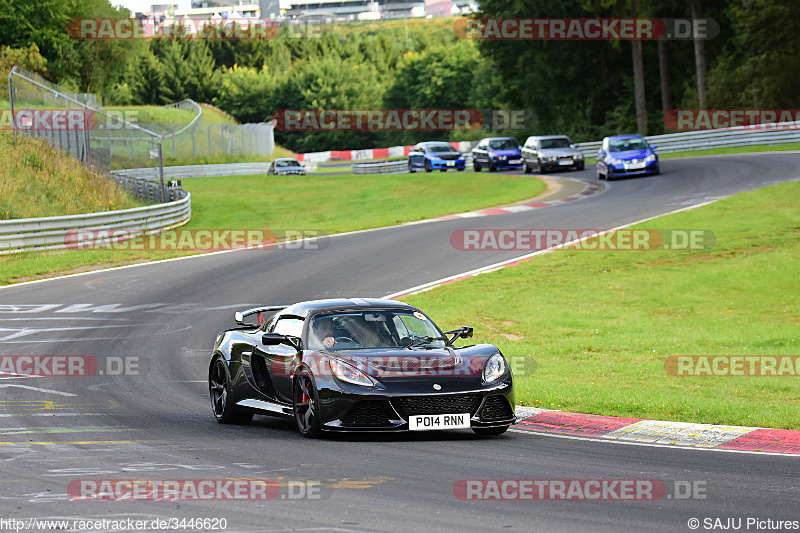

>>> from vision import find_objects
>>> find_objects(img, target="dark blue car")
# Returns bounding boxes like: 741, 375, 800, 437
408, 142, 466, 173
596, 134, 659, 180
471, 137, 523, 172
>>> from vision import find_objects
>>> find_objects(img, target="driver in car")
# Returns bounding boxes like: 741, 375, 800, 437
312, 318, 336, 349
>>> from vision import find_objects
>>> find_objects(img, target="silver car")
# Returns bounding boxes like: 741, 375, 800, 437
521, 135, 585, 173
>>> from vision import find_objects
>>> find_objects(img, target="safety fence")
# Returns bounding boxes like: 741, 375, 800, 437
573, 122, 800, 158
352, 155, 474, 174
7, 67, 275, 202
0, 193, 191, 254
301, 123, 800, 166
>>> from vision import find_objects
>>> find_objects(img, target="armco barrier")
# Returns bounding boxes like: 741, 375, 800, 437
302, 121, 800, 164
0, 193, 191, 254
112, 163, 273, 180
352, 160, 408, 174
352, 155, 474, 174
575, 121, 800, 159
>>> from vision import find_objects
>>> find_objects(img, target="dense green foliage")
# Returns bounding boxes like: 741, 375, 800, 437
2, 0, 798, 151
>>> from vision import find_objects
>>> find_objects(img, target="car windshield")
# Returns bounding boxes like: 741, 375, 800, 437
609, 138, 648, 152
308, 310, 446, 350
427, 144, 458, 154
488, 139, 519, 150
275, 159, 301, 167
539, 138, 572, 149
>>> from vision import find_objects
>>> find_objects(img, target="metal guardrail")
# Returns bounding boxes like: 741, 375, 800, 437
114, 162, 273, 180
352, 160, 408, 174
352, 155, 474, 174
351, 124, 799, 172
0, 193, 191, 254
575, 122, 800, 159
114, 161, 317, 180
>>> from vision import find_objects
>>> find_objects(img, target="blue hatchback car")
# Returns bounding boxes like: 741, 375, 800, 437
408, 141, 466, 173
470, 137, 523, 172
596, 134, 659, 180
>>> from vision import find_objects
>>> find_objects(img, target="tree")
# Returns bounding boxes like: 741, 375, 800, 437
127, 52, 167, 105
690, 0, 707, 109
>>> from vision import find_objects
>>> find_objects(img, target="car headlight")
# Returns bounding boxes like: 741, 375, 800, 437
645, 154, 657, 162
542, 156, 556, 162
482, 353, 507, 383
330, 359, 374, 387
609, 158, 623, 165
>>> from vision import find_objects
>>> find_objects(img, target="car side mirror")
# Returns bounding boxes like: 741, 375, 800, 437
444, 326, 474, 346
570, 144, 576, 149
262, 333, 300, 350
651, 144, 658, 150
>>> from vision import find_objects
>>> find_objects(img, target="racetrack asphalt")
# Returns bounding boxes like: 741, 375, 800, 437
0, 152, 798, 532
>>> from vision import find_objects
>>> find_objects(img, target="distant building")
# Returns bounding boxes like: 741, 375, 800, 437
152, 0, 462, 22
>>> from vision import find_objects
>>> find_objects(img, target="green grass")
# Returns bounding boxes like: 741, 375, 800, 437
0, 132, 141, 219
0, 172, 545, 284
404, 180, 800, 430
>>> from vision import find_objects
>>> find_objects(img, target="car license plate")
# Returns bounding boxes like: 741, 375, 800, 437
446, 161, 455, 166
510, 159, 522, 164
409, 413, 471, 431
625, 162, 646, 170
559, 158, 573, 166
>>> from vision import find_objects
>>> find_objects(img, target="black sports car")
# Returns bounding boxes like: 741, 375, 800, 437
208, 298, 516, 438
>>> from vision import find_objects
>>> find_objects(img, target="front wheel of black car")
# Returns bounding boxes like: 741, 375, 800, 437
293, 372, 322, 438
472, 425, 510, 436
209, 357, 253, 424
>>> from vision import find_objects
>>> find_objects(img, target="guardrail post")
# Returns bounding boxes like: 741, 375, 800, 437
158, 140, 166, 204
8, 68, 16, 138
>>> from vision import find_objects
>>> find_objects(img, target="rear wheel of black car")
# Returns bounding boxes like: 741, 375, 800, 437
293, 372, 322, 438
408, 160, 416, 173
209, 357, 253, 424
472, 425, 509, 436
424, 160, 432, 173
